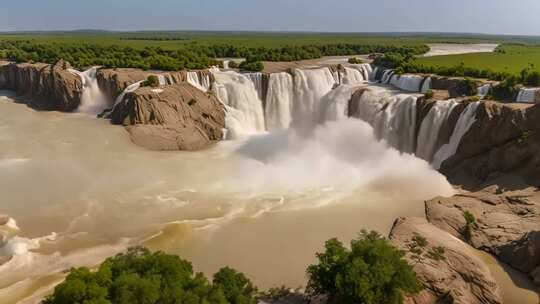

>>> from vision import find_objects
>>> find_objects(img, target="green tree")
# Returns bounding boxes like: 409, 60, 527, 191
213, 267, 257, 304
306, 230, 422, 304
43, 247, 255, 304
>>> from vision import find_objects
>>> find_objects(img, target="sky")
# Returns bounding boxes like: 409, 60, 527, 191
1, 0, 539, 36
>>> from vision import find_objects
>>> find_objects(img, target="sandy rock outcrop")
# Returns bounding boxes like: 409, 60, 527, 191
0, 60, 82, 111
441, 101, 540, 187
426, 187, 540, 285
390, 217, 503, 304
109, 82, 225, 150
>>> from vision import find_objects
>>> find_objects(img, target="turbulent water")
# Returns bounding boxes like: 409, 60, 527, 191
0, 80, 458, 302
69, 67, 109, 115
2, 61, 511, 302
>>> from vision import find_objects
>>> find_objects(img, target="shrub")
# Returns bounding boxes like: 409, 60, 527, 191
424, 89, 434, 99
458, 78, 479, 96
44, 247, 256, 304
462, 211, 477, 241
306, 230, 423, 304
141, 75, 160, 87
348, 57, 363, 64
239, 61, 264, 72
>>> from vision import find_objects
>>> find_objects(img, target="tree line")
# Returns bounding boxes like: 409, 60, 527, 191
0, 40, 428, 72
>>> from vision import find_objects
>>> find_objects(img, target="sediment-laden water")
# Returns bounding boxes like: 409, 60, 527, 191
0, 89, 454, 302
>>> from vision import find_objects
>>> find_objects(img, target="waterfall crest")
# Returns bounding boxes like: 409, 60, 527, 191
292, 68, 336, 130
432, 102, 480, 169
69, 67, 108, 116
187, 71, 211, 92
350, 87, 417, 154
516, 88, 539, 103
265, 72, 294, 131
212, 70, 265, 139
415, 100, 458, 162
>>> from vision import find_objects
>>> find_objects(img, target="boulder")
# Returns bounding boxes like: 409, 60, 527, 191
0, 60, 82, 111
110, 82, 225, 150
426, 187, 540, 285
95, 68, 188, 102
389, 217, 503, 304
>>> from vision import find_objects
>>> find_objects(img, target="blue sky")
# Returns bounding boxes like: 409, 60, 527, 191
1, 0, 539, 35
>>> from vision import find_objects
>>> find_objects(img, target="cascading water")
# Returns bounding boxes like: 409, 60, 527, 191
516, 88, 539, 103
292, 68, 336, 130
389, 74, 425, 92
113, 81, 144, 108
318, 85, 355, 122
212, 70, 265, 139
477, 84, 491, 97
350, 86, 418, 154
157, 75, 167, 86
415, 99, 458, 162
265, 72, 294, 131
380, 70, 394, 84
245, 73, 264, 101
432, 102, 480, 169
341, 67, 364, 85
421, 77, 432, 93
69, 67, 109, 116
187, 71, 210, 92
349, 63, 373, 81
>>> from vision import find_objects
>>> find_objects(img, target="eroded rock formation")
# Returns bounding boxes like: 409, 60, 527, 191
441, 101, 540, 187
109, 83, 225, 150
0, 60, 82, 111
426, 187, 540, 285
390, 217, 503, 304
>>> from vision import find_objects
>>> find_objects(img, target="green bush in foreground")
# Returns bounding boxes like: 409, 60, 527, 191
306, 230, 422, 304
43, 247, 257, 304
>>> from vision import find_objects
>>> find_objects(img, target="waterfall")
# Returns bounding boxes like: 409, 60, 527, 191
245, 72, 264, 101
292, 68, 336, 130
222, 60, 230, 70
432, 102, 480, 169
516, 88, 539, 103
113, 81, 143, 108
380, 70, 394, 84
415, 99, 458, 162
212, 70, 265, 139
421, 77, 432, 93
265, 72, 294, 131
157, 75, 167, 86
341, 67, 364, 85
319, 85, 355, 122
350, 87, 417, 154
69, 67, 109, 116
477, 84, 491, 97
187, 71, 210, 92
349, 63, 373, 81
389, 74, 425, 92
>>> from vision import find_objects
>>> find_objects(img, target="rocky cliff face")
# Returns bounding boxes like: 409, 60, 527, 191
441, 102, 540, 187
426, 187, 540, 286
109, 82, 225, 150
390, 217, 503, 304
0, 60, 82, 111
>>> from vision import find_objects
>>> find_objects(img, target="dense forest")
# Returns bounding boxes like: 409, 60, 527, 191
0, 40, 428, 71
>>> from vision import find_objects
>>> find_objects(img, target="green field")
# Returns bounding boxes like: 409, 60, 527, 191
415, 44, 540, 75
